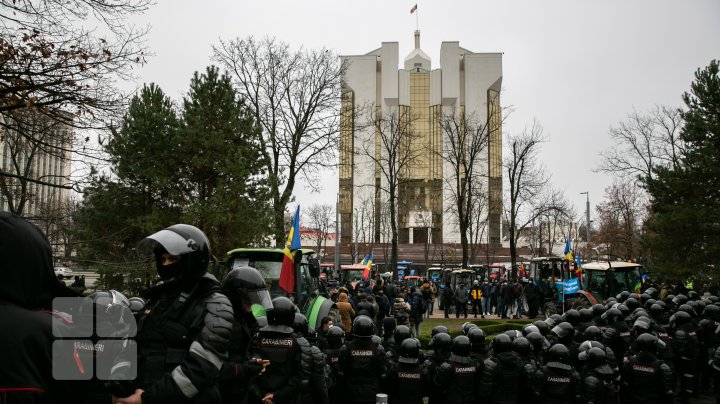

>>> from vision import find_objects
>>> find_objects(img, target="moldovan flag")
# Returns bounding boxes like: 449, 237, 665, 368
410, 4, 417, 13
361, 251, 373, 280
563, 236, 573, 261
279, 206, 302, 294
575, 252, 583, 281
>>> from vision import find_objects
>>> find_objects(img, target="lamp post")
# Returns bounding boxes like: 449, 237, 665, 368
580, 192, 590, 243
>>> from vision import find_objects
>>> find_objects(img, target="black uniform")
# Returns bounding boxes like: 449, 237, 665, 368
297, 336, 329, 404
433, 353, 480, 404
582, 365, 619, 404
478, 351, 527, 404
387, 361, 428, 404
249, 324, 303, 404
220, 311, 260, 403
134, 275, 234, 403
337, 337, 386, 404
620, 351, 673, 404
536, 364, 581, 404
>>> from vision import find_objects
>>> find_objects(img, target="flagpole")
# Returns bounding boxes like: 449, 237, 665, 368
416, 8, 419, 31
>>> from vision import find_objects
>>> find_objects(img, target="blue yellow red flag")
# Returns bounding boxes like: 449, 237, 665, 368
563, 236, 573, 261
362, 251, 373, 280
279, 206, 301, 293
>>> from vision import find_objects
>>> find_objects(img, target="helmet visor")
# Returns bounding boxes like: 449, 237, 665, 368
137, 229, 194, 257
244, 288, 273, 311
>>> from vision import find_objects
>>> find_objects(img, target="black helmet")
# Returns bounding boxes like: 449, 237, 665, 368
687, 290, 699, 301
678, 304, 695, 317
504, 329, 523, 341
78, 290, 134, 338
399, 338, 421, 364
430, 332, 452, 353
526, 332, 544, 352
533, 320, 549, 336
221, 266, 272, 312
327, 325, 345, 349
547, 344, 571, 369
462, 322, 478, 336
671, 310, 691, 326
584, 325, 603, 341
702, 303, 720, 321
128, 296, 145, 314
551, 322, 575, 340
267, 296, 296, 327
549, 313, 563, 323
625, 298, 640, 312
293, 313, 309, 336
579, 308, 593, 323
522, 324, 540, 337
431, 325, 449, 337
639, 293, 651, 304
616, 304, 630, 319
645, 298, 657, 309
512, 336, 532, 357
616, 291, 630, 302
602, 308, 622, 323
467, 328, 487, 349
673, 294, 688, 306
645, 287, 658, 299
352, 315, 375, 338
492, 333, 513, 353
649, 304, 664, 319
563, 309, 581, 326
578, 340, 606, 355
394, 325, 412, 345
632, 318, 651, 334
585, 347, 608, 368
138, 224, 211, 280
452, 335, 471, 356
636, 333, 659, 354
591, 303, 606, 318
371, 335, 382, 346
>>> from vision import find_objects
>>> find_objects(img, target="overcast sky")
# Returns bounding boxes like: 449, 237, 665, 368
126, 0, 720, 222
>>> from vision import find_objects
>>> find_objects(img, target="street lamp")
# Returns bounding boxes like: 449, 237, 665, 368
580, 192, 590, 243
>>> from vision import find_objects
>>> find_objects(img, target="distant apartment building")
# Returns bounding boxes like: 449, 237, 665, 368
0, 112, 72, 219
339, 32, 503, 248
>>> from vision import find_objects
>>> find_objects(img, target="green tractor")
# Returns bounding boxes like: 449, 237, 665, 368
225, 247, 339, 330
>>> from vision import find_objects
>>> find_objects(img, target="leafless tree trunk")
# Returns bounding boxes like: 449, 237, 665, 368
354, 105, 424, 279
304, 203, 335, 253
504, 121, 563, 276
595, 179, 647, 261
212, 37, 345, 246
439, 106, 492, 266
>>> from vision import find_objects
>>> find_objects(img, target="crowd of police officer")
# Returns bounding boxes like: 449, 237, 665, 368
1, 213, 720, 404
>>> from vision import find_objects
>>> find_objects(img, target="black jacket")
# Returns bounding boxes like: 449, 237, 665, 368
0, 212, 81, 404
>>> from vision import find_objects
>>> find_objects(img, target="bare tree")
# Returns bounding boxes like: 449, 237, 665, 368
212, 37, 345, 245
354, 105, 424, 279
468, 177, 490, 264
303, 203, 335, 253
594, 179, 647, 261
598, 105, 685, 182
504, 122, 561, 273
439, 107, 492, 266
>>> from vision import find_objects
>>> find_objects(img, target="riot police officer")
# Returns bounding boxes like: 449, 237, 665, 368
478, 333, 528, 404
671, 310, 699, 403
249, 296, 303, 404
434, 336, 480, 404
293, 313, 329, 404
534, 344, 581, 404
220, 266, 273, 404
114, 224, 234, 404
468, 327, 491, 363
422, 332, 452, 404
580, 347, 619, 404
620, 333, 673, 404
323, 326, 345, 404
337, 315, 386, 404
387, 338, 428, 404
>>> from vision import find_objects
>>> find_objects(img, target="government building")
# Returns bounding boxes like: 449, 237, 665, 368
339, 32, 503, 251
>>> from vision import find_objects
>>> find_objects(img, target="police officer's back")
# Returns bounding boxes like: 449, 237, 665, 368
337, 315, 386, 404
478, 333, 527, 404
422, 332, 451, 404
580, 348, 619, 404
323, 326, 345, 404
249, 297, 303, 404
387, 338, 428, 404
219, 266, 273, 404
620, 333, 673, 404
433, 336, 480, 404
293, 313, 329, 404
535, 344, 581, 404
119, 224, 234, 403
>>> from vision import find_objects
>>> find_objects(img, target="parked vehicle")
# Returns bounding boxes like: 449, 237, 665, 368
576, 261, 645, 306
54, 267, 72, 280
225, 247, 337, 329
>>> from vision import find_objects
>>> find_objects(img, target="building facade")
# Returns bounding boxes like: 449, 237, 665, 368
0, 112, 72, 218
339, 32, 503, 248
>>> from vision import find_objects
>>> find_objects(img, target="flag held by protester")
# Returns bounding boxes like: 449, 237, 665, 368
361, 251, 373, 280
563, 236, 573, 261
279, 206, 302, 294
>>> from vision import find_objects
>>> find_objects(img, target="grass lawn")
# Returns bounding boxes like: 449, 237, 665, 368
414, 317, 532, 345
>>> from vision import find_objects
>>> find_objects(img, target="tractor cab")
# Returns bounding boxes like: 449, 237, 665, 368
580, 261, 645, 302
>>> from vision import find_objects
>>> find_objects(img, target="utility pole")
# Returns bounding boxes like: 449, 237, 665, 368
580, 192, 590, 243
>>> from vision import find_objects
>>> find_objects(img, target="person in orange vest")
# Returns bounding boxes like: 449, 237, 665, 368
470, 280, 483, 318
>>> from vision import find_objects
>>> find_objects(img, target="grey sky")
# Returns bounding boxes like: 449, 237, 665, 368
127, 0, 720, 221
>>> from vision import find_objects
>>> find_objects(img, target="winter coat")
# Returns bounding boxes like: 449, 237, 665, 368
336, 293, 355, 332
